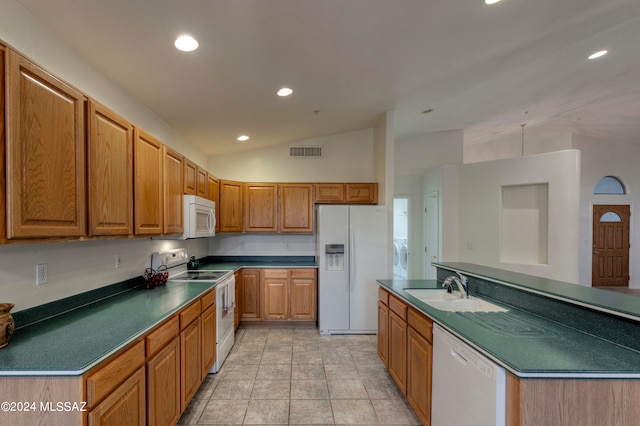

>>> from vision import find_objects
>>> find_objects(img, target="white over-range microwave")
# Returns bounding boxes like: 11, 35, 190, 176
177, 195, 216, 239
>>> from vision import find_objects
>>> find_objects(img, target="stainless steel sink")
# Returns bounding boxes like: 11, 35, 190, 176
404, 289, 508, 313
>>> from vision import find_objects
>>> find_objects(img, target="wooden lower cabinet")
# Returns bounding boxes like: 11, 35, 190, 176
180, 317, 201, 412
406, 308, 433, 426
263, 269, 289, 320
290, 269, 317, 320
88, 367, 146, 426
201, 304, 216, 379
147, 338, 180, 426
377, 300, 389, 367
388, 309, 407, 394
239, 269, 262, 320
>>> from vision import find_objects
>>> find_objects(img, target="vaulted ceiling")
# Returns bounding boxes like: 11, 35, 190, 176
15, 0, 640, 155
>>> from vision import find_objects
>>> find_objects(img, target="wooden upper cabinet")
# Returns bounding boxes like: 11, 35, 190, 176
5, 49, 87, 238
279, 184, 314, 233
206, 173, 220, 232
314, 183, 345, 203
244, 183, 278, 233
87, 101, 133, 236
162, 146, 184, 235
314, 183, 378, 204
196, 167, 208, 198
184, 159, 197, 195
134, 128, 163, 235
346, 183, 378, 204
219, 179, 243, 232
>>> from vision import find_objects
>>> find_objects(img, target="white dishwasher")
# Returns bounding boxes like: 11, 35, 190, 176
431, 324, 506, 426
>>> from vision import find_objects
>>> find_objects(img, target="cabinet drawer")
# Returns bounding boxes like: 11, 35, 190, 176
262, 269, 288, 279
86, 340, 145, 407
290, 269, 316, 279
146, 315, 179, 357
378, 287, 390, 305
201, 290, 216, 311
408, 307, 433, 343
389, 294, 407, 320
180, 301, 202, 329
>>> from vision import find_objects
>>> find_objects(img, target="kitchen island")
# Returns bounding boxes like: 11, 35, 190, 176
378, 263, 640, 426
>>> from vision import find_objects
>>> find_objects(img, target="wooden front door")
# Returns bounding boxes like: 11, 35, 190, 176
592, 205, 630, 286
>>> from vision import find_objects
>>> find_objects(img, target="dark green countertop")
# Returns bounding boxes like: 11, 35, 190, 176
1, 281, 214, 376
378, 279, 640, 378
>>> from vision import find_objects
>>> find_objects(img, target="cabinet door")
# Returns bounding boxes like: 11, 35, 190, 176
162, 146, 183, 235
220, 180, 243, 232
134, 128, 163, 235
180, 317, 201, 412
407, 327, 432, 426
201, 304, 216, 379
147, 338, 180, 426
290, 269, 317, 320
87, 101, 133, 236
279, 184, 314, 233
235, 271, 241, 329
196, 167, 208, 198
0, 46, 6, 242
262, 270, 288, 320
245, 183, 278, 232
183, 159, 197, 195
345, 183, 378, 204
88, 367, 146, 426
206, 173, 220, 232
5, 49, 87, 238
314, 183, 345, 203
377, 300, 389, 368
240, 269, 261, 320
388, 310, 407, 394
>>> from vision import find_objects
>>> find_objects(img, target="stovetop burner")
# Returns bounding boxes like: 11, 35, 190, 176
170, 270, 232, 282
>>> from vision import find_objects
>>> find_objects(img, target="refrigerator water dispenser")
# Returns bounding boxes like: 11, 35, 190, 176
325, 244, 344, 271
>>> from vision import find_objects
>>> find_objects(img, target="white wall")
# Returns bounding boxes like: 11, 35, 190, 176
0, 238, 209, 312
457, 150, 581, 282
573, 134, 640, 288
208, 129, 375, 182
0, 0, 211, 312
395, 130, 463, 175
464, 130, 573, 164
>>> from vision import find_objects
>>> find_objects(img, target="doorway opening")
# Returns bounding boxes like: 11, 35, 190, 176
393, 197, 409, 279
424, 191, 439, 279
592, 204, 630, 287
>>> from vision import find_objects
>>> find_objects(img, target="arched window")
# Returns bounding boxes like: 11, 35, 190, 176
594, 176, 626, 194
600, 212, 622, 222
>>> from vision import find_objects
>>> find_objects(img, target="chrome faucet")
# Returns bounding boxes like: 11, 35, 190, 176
442, 272, 469, 298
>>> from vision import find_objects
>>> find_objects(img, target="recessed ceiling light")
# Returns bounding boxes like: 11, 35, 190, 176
277, 87, 293, 97
588, 50, 608, 60
237, 135, 250, 142
485, 0, 502, 4
174, 35, 199, 52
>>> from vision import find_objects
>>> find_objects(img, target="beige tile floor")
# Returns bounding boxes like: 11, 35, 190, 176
178, 326, 421, 425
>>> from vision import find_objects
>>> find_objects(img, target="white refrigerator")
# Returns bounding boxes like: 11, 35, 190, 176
317, 205, 389, 334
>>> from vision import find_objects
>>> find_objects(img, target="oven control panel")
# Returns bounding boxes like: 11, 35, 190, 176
151, 248, 189, 270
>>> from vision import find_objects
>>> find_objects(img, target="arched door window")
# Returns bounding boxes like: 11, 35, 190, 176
600, 211, 622, 222
594, 176, 626, 194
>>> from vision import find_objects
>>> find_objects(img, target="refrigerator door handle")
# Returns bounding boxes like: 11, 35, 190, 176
349, 224, 355, 291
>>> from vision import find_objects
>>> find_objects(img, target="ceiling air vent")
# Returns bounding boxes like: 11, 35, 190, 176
289, 146, 322, 158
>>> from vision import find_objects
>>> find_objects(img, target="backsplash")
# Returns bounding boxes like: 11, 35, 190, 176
0, 238, 209, 312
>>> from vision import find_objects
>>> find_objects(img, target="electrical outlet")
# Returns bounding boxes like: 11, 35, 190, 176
36, 263, 48, 285
115, 253, 121, 269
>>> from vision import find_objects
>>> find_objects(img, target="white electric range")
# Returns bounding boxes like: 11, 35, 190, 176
151, 248, 235, 373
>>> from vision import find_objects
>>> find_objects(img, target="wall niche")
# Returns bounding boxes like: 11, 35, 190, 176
500, 183, 549, 265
